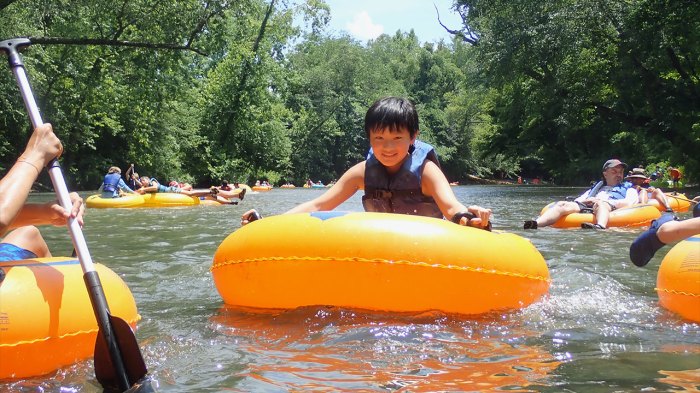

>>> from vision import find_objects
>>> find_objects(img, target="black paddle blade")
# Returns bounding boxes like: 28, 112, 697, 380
94, 315, 148, 391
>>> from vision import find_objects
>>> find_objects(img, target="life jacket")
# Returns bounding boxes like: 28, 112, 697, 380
589, 180, 629, 200
362, 140, 443, 218
102, 173, 121, 193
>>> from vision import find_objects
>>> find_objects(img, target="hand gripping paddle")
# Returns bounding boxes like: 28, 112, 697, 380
0, 37, 153, 393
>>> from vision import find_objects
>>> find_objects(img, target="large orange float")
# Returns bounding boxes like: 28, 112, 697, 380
656, 235, 700, 322
0, 257, 140, 379
211, 212, 550, 315
539, 203, 661, 229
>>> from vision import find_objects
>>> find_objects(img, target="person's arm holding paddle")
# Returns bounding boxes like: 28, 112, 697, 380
0, 124, 83, 234
0, 123, 84, 258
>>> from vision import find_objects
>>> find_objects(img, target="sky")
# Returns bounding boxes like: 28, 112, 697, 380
320, 0, 463, 43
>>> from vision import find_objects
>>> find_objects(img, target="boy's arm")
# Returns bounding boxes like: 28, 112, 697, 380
421, 161, 491, 226
285, 162, 364, 214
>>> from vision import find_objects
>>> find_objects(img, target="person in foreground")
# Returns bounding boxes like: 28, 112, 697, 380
629, 205, 700, 267
99, 166, 137, 198
523, 159, 638, 230
241, 96, 492, 228
0, 123, 84, 266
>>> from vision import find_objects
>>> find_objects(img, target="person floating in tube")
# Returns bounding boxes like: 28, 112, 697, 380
523, 159, 638, 230
241, 96, 492, 229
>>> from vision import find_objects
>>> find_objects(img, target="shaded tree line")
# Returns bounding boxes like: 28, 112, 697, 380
0, 0, 697, 190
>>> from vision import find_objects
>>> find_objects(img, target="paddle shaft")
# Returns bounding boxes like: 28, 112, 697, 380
666, 193, 699, 205
2, 38, 131, 391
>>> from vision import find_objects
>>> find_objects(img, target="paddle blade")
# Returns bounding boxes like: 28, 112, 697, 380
95, 315, 148, 390
124, 376, 157, 393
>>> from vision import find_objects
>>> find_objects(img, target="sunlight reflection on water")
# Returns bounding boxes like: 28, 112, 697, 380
3, 187, 699, 392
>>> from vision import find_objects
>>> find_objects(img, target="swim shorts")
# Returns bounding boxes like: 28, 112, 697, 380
0, 243, 38, 261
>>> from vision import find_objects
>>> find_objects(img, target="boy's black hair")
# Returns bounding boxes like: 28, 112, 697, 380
364, 97, 419, 138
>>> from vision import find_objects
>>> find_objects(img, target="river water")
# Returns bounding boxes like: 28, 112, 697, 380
3, 186, 699, 392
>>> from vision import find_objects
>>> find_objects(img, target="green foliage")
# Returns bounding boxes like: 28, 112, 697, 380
456, 0, 700, 184
1, 0, 697, 190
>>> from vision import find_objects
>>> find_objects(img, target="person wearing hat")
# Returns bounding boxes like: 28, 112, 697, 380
524, 159, 638, 229
625, 168, 673, 213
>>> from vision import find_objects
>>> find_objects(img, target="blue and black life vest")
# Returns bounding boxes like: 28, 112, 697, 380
362, 140, 443, 218
589, 180, 629, 200
102, 173, 121, 193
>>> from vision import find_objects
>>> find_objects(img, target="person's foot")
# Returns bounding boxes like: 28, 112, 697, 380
238, 188, 246, 201
629, 213, 678, 267
523, 220, 538, 229
581, 223, 605, 229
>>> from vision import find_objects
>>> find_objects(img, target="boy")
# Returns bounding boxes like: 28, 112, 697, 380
242, 97, 491, 228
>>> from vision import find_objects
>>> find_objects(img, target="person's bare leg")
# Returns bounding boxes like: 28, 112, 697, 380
181, 189, 217, 198
592, 202, 612, 228
535, 201, 580, 227
657, 217, 700, 244
638, 189, 649, 204
651, 188, 672, 211
2, 225, 51, 257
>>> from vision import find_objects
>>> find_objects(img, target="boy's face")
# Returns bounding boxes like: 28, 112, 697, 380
369, 126, 416, 173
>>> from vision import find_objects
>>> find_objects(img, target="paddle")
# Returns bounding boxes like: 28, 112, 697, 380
665, 193, 699, 205
1, 38, 152, 392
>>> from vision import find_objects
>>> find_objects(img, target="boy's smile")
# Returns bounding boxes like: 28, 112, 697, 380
369, 127, 416, 174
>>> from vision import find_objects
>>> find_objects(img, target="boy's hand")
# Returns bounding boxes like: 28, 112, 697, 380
466, 205, 492, 230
